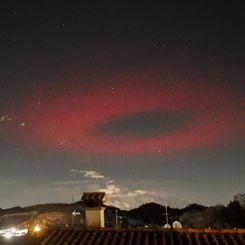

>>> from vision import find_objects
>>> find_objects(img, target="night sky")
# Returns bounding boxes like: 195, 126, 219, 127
0, 1, 244, 209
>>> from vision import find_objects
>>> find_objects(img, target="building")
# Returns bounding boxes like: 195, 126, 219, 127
3, 228, 245, 245
81, 192, 107, 228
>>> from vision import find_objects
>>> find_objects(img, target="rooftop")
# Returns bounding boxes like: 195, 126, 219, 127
1, 228, 245, 245
81, 192, 107, 207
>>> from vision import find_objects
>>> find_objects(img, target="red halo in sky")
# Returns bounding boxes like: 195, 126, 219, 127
15, 77, 245, 155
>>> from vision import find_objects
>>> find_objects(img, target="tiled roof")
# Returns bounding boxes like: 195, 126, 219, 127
35, 228, 245, 245
82, 192, 106, 207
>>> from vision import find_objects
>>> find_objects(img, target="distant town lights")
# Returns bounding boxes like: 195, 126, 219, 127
0, 227, 28, 239
3, 232, 13, 239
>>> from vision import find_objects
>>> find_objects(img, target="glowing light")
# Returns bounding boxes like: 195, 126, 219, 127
3, 232, 13, 239
0, 227, 28, 238
10, 227, 16, 233
33, 225, 41, 233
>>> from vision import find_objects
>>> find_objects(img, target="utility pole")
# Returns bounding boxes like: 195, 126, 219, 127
115, 209, 118, 228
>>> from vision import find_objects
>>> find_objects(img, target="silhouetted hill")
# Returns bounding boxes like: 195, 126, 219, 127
0, 193, 244, 229
0, 203, 85, 229
0, 202, 214, 229
128, 202, 168, 226
179, 203, 207, 214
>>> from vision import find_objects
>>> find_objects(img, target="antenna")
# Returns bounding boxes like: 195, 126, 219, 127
165, 203, 169, 225
162, 200, 170, 228
72, 191, 75, 203
172, 221, 182, 229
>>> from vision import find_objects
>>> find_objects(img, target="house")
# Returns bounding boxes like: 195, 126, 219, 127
3, 228, 245, 245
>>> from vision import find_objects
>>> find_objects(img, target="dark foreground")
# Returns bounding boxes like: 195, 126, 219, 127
1, 228, 245, 245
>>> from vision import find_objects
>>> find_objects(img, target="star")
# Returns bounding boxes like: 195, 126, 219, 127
59, 140, 66, 146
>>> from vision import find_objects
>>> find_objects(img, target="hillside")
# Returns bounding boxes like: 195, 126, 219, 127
0, 193, 245, 229
0, 202, 85, 229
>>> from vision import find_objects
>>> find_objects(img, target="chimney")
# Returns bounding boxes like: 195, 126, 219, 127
81, 192, 107, 228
